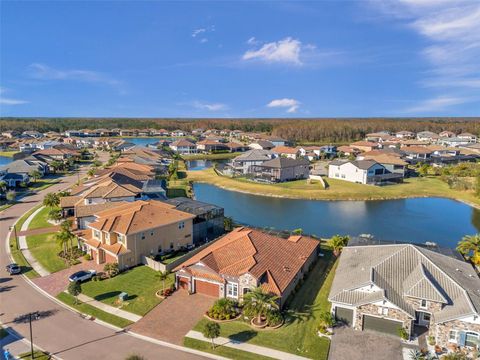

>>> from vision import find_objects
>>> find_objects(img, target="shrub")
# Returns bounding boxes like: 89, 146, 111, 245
266, 309, 283, 327
398, 327, 409, 340
207, 298, 238, 320
84, 254, 92, 261
103, 263, 119, 278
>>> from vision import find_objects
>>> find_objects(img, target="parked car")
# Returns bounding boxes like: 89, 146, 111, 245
5, 263, 21, 275
68, 270, 96, 282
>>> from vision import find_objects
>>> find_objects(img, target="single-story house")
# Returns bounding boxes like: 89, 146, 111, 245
174, 227, 319, 307
329, 243, 480, 349
249, 140, 275, 151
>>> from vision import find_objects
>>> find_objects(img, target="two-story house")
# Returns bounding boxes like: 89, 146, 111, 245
169, 139, 197, 154
78, 200, 195, 269
174, 227, 319, 307
329, 243, 480, 349
328, 160, 403, 185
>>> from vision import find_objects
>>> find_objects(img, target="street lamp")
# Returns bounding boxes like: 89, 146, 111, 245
28, 312, 40, 359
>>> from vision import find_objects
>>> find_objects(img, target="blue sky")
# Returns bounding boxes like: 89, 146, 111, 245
1, 1, 479, 117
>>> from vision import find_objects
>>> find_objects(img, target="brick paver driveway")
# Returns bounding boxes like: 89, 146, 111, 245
329, 326, 404, 360
130, 290, 215, 344
32, 260, 104, 296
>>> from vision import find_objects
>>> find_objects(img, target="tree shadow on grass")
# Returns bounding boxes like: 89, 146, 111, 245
227, 330, 257, 344
94, 291, 121, 301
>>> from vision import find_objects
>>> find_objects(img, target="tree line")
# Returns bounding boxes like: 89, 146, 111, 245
1, 117, 480, 143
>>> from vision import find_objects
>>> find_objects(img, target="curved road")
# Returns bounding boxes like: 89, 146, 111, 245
0, 165, 209, 359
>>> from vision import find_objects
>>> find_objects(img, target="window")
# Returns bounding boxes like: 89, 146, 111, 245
105, 232, 110, 240
422, 313, 431, 322
150, 231, 154, 236
448, 330, 457, 343
94, 230, 100, 239
465, 332, 479, 348
420, 299, 428, 308
178, 222, 185, 229
227, 283, 238, 298
341, 174, 346, 179
170, 242, 174, 249
118, 234, 125, 244
141, 233, 145, 240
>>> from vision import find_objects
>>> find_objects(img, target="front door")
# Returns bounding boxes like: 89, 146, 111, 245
416, 311, 431, 326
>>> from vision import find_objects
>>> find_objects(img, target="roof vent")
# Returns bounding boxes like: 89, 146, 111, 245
283, 266, 291, 272
455, 268, 461, 272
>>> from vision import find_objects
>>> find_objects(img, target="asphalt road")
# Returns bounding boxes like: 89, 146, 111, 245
0, 158, 209, 360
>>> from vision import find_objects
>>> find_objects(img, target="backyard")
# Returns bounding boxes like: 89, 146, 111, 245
81, 265, 175, 316
187, 168, 480, 207
186, 249, 337, 360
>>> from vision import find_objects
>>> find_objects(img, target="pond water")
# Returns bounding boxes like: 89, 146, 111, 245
0, 156, 13, 166
121, 137, 164, 146
186, 160, 227, 171
193, 183, 479, 248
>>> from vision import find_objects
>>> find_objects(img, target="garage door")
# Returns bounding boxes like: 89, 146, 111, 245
363, 315, 402, 336
195, 280, 219, 297
335, 307, 354, 326
178, 277, 189, 290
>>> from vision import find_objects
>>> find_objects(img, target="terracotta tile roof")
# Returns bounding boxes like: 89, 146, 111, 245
403, 146, 434, 154
60, 196, 83, 208
272, 146, 298, 155
350, 141, 379, 148
75, 202, 127, 218
83, 180, 140, 199
175, 227, 319, 296
88, 200, 195, 235
171, 139, 196, 147
363, 154, 408, 166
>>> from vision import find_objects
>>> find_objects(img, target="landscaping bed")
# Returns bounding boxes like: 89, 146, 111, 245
81, 265, 175, 316
190, 251, 336, 359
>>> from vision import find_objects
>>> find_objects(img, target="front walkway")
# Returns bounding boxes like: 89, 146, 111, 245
130, 290, 214, 344
185, 331, 310, 360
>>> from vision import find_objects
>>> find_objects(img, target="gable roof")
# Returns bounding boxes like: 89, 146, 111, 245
257, 157, 309, 169
175, 227, 319, 296
329, 244, 480, 323
234, 149, 274, 162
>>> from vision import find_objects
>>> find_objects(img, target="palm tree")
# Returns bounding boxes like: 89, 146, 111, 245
457, 234, 480, 264
43, 192, 60, 208
48, 207, 62, 222
327, 235, 350, 257
29, 169, 42, 183
55, 230, 70, 258
87, 168, 96, 177
6, 190, 16, 202
243, 287, 279, 325
156, 270, 170, 293
50, 160, 63, 174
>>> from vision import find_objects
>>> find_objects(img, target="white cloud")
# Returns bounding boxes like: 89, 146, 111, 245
200, 38, 208, 44
369, 1, 480, 112
0, 87, 28, 105
192, 26, 215, 43
267, 98, 300, 113
28, 63, 122, 87
243, 37, 303, 65
247, 37, 258, 45
192, 101, 228, 112
404, 95, 469, 113
192, 28, 206, 38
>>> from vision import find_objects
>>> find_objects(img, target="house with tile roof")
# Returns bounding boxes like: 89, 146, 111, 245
78, 200, 195, 268
169, 139, 197, 154
174, 227, 319, 307
329, 243, 480, 348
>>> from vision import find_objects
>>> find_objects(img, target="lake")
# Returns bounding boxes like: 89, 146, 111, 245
193, 183, 479, 248
0, 156, 13, 166
185, 159, 227, 171
122, 137, 164, 146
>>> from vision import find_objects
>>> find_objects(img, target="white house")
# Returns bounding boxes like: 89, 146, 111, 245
328, 160, 401, 185
169, 139, 197, 154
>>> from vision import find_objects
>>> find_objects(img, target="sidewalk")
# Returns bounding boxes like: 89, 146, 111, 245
185, 330, 310, 360
76, 293, 142, 322
1, 330, 39, 359
17, 206, 50, 277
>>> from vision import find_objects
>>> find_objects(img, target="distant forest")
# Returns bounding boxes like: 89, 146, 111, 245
1, 117, 480, 143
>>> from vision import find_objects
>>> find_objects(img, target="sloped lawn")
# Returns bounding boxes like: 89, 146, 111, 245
26, 232, 73, 273
190, 250, 337, 360
81, 265, 175, 316
27, 206, 53, 230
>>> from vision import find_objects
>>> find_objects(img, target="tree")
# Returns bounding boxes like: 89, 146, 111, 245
50, 160, 63, 174
457, 234, 480, 265
243, 287, 279, 325
292, 228, 303, 235
104, 263, 119, 278
29, 169, 41, 183
417, 164, 430, 177
68, 281, 82, 305
0, 180, 6, 194
87, 168, 96, 177
156, 271, 170, 293
48, 207, 62, 222
223, 216, 234, 232
327, 234, 350, 257
6, 190, 16, 202
202, 321, 220, 349
43, 192, 60, 208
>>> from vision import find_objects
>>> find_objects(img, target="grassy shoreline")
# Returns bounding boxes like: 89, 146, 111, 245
0, 151, 18, 157
187, 168, 480, 208
182, 152, 240, 161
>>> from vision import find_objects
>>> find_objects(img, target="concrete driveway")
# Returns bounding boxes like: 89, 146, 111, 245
329, 326, 403, 360
130, 290, 215, 344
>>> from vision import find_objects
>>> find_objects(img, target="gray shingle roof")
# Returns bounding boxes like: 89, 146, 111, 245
234, 149, 274, 162
329, 244, 480, 323
258, 157, 309, 169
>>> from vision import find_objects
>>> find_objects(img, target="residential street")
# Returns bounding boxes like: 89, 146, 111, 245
0, 159, 208, 360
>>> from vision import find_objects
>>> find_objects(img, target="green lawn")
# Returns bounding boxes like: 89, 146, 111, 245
56, 292, 133, 328
26, 232, 74, 273
8, 205, 42, 279
183, 338, 276, 360
28, 179, 60, 192
182, 152, 241, 161
18, 351, 51, 360
81, 265, 175, 316
191, 250, 336, 360
27, 206, 53, 230
0, 150, 18, 157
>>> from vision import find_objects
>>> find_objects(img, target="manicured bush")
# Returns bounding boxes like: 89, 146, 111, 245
207, 298, 238, 320
103, 263, 119, 278
266, 309, 283, 327
84, 253, 92, 261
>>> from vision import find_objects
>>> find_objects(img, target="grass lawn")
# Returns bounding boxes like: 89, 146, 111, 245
191, 249, 337, 360
56, 292, 133, 328
27, 206, 53, 230
18, 351, 51, 360
0, 150, 19, 157
8, 205, 42, 279
183, 338, 276, 360
28, 179, 60, 192
188, 168, 480, 207
81, 265, 175, 316
26, 232, 74, 273
182, 152, 241, 161
167, 160, 192, 198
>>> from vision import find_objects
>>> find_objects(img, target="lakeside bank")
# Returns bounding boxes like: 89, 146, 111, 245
187, 168, 480, 209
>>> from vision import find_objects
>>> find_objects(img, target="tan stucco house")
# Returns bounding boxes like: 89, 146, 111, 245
78, 200, 195, 269
329, 244, 480, 349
